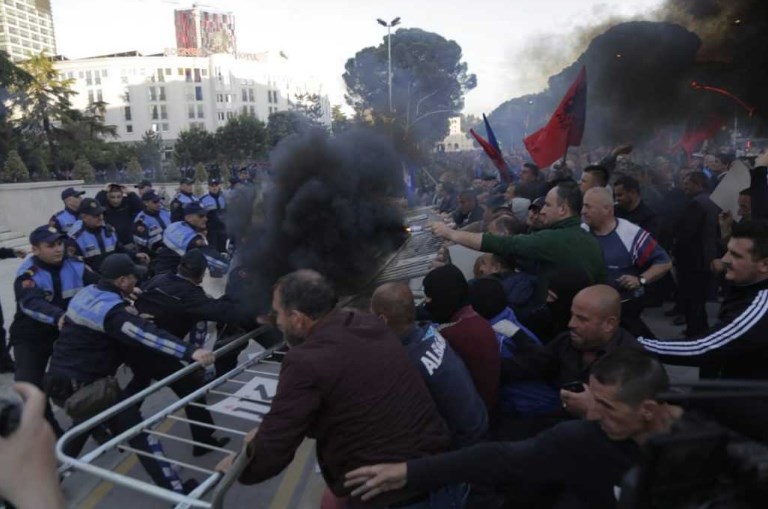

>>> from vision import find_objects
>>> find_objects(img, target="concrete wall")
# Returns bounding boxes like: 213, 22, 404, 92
0, 180, 182, 236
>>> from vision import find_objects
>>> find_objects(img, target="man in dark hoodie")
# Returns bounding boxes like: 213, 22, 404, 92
423, 265, 500, 412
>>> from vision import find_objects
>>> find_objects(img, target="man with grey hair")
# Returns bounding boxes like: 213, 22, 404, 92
219, 269, 459, 508
581, 187, 672, 338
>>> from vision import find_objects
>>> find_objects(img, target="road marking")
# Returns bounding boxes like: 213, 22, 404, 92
78, 416, 178, 509
268, 439, 316, 509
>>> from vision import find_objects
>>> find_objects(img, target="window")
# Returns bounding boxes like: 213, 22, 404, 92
194, 68, 201, 82
177, 68, 184, 76
195, 86, 203, 101
102, 70, 108, 77
201, 69, 208, 77
124, 106, 132, 121
126, 124, 133, 133
227, 111, 235, 120
94, 73, 101, 85
165, 68, 171, 75
188, 104, 195, 119
197, 104, 204, 118
160, 105, 168, 120
185, 68, 192, 82
159, 86, 166, 101
242, 105, 248, 115
85, 70, 92, 86
87, 90, 94, 104
150, 105, 159, 120
242, 89, 247, 102
249, 105, 256, 117
217, 112, 225, 121
156, 68, 164, 82
96, 89, 103, 102
161, 123, 169, 132
123, 90, 130, 102
151, 123, 159, 132
148, 86, 157, 101
216, 93, 222, 103
120, 76, 128, 85
248, 88, 254, 102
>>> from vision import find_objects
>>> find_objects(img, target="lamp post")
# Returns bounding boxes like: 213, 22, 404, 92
377, 16, 401, 113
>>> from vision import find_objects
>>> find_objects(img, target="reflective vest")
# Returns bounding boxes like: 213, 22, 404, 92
15, 256, 86, 324
51, 208, 79, 234
68, 220, 118, 266
134, 209, 171, 251
65, 284, 124, 332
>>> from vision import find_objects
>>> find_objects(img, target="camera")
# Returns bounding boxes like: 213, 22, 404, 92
0, 397, 22, 437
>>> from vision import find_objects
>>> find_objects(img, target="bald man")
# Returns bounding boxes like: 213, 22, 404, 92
582, 187, 671, 338
371, 283, 488, 448
501, 285, 643, 419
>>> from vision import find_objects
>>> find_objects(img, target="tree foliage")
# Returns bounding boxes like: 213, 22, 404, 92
72, 156, 95, 183
174, 127, 215, 166
2, 150, 29, 182
266, 110, 307, 148
215, 114, 267, 166
166, 158, 181, 181
136, 129, 163, 170
343, 28, 476, 149
292, 92, 325, 126
126, 156, 143, 183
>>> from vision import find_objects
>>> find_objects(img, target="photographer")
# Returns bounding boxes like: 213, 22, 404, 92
0, 383, 65, 509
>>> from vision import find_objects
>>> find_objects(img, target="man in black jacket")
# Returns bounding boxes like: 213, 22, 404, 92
673, 171, 720, 336
346, 350, 683, 509
98, 184, 143, 246
640, 219, 768, 380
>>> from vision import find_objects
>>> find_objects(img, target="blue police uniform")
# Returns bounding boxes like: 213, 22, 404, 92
68, 220, 120, 272
10, 254, 96, 433
48, 282, 196, 493
155, 221, 229, 277
49, 208, 79, 234
133, 209, 171, 255
199, 191, 227, 251
170, 192, 198, 222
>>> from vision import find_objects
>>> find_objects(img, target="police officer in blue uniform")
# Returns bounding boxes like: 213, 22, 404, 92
10, 225, 98, 433
0, 246, 26, 373
170, 177, 198, 223
133, 191, 171, 257
46, 253, 216, 494
155, 202, 229, 277
68, 197, 149, 273
49, 187, 85, 234
199, 177, 228, 252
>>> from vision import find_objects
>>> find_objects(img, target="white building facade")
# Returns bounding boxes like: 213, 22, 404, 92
436, 116, 474, 152
0, 0, 56, 61
54, 51, 331, 149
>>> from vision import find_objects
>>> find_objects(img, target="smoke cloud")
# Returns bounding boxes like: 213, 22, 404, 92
227, 127, 407, 313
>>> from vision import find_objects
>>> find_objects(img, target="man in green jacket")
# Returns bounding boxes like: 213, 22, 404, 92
432, 181, 606, 302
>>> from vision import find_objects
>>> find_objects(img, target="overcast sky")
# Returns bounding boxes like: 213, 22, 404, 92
52, 0, 663, 114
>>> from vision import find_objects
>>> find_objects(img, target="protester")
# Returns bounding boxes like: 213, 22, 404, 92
578, 164, 609, 195
613, 175, 662, 238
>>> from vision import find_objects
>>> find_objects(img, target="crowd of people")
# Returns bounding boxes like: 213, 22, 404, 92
2, 144, 768, 509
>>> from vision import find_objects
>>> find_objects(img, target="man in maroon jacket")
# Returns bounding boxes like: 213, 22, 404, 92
423, 265, 501, 412
217, 269, 455, 508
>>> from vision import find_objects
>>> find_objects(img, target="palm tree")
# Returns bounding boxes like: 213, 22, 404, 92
12, 52, 75, 173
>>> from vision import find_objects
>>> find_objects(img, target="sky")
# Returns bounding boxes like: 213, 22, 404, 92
51, 0, 665, 115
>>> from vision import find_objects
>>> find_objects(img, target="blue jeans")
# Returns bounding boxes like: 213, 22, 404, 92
390, 484, 468, 509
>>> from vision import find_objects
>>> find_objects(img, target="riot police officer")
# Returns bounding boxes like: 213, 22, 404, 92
133, 191, 171, 257
49, 187, 85, 234
129, 250, 254, 455
68, 198, 149, 273
155, 202, 228, 277
170, 177, 198, 223
46, 253, 215, 494
199, 177, 228, 252
10, 225, 98, 433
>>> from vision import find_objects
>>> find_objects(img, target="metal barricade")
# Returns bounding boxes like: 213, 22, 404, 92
56, 327, 285, 509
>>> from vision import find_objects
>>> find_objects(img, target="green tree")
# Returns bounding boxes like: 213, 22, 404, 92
214, 115, 267, 166
12, 52, 75, 173
343, 28, 476, 149
266, 110, 307, 148
136, 129, 163, 171
174, 127, 215, 166
166, 158, 181, 182
292, 92, 325, 126
126, 156, 143, 183
193, 162, 208, 195
0, 51, 32, 158
72, 156, 95, 183
331, 105, 353, 134
29, 151, 50, 181
2, 150, 29, 182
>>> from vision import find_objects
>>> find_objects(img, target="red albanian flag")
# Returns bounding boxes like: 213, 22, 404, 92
524, 67, 587, 168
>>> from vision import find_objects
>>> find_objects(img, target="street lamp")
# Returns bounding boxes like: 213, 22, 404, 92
377, 16, 401, 113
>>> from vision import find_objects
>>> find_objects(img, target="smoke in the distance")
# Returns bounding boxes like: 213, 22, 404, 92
228, 127, 406, 313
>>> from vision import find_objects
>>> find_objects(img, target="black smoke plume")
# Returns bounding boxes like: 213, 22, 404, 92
227, 127, 406, 313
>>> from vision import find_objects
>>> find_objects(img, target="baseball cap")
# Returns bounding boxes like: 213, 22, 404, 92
183, 202, 207, 216
136, 179, 152, 189
29, 225, 65, 245
142, 190, 162, 202
180, 177, 194, 185
208, 177, 220, 186
78, 198, 105, 216
100, 253, 147, 279
61, 187, 85, 200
